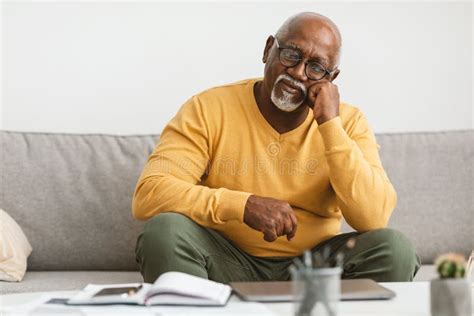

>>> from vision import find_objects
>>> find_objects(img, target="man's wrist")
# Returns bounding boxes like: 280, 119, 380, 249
217, 190, 252, 223
315, 114, 337, 125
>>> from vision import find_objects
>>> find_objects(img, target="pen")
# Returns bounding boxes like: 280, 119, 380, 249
292, 257, 305, 270
304, 250, 312, 268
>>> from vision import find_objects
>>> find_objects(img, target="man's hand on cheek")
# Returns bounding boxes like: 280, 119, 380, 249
306, 81, 340, 125
243, 195, 298, 242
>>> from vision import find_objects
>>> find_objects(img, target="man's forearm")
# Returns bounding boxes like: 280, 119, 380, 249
318, 117, 397, 231
132, 173, 251, 228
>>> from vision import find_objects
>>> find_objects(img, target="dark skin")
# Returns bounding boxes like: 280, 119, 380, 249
244, 13, 342, 242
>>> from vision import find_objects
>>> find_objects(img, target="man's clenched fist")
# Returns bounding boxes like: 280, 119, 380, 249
243, 195, 298, 242
306, 81, 340, 125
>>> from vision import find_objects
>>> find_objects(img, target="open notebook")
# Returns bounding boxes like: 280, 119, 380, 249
67, 271, 231, 306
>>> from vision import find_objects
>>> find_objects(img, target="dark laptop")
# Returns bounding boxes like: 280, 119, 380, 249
231, 279, 396, 302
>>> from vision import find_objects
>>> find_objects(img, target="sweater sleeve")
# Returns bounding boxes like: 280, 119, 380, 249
132, 96, 251, 227
317, 111, 397, 232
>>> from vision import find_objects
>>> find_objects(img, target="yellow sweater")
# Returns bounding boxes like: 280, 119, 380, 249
132, 78, 397, 257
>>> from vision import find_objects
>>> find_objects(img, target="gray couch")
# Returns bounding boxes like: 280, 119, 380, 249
1, 130, 472, 294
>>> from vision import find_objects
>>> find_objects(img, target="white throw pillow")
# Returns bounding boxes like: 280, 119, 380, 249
0, 209, 33, 282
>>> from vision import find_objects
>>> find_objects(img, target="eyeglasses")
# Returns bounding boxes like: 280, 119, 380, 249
274, 37, 337, 81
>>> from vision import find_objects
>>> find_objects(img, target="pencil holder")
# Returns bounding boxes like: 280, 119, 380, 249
291, 266, 342, 316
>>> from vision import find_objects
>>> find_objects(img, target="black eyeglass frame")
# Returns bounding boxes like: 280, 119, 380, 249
274, 37, 338, 81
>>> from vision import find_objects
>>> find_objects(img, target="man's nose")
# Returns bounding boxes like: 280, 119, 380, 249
286, 61, 307, 82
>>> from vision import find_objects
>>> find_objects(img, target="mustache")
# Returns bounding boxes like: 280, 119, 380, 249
275, 74, 307, 96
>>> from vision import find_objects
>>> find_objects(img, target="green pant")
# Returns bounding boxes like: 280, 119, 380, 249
135, 213, 420, 284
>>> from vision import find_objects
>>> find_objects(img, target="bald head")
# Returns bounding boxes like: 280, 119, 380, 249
275, 12, 342, 64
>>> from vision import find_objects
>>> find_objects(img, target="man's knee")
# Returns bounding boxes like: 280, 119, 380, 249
369, 228, 416, 258
136, 212, 208, 282
365, 228, 420, 281
141, 212, 197, 254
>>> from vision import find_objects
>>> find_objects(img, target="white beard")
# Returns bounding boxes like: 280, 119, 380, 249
270, 74, 307, 112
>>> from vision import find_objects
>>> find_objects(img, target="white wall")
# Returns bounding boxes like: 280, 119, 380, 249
2, 1, 473, 135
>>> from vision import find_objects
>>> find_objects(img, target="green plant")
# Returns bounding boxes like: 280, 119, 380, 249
435, 253, 466, 279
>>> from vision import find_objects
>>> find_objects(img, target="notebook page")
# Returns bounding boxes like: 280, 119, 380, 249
149, 272, 231, 303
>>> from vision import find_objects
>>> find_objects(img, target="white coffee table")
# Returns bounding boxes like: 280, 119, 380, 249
1, 282, 473, 315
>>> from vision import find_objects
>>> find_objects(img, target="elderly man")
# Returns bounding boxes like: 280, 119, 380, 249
132, 12, 420, 283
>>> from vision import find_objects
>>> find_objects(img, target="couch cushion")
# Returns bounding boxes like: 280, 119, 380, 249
1, 131, 158, 270
376, 131, 473, 263
0, 271, 142, 294
341, 131, 473, 262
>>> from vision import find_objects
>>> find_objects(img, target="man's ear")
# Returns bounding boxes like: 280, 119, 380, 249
262, 35, 275, 64
330, 69, 340, 82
